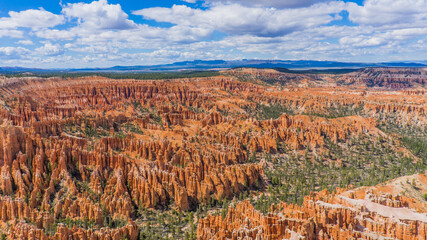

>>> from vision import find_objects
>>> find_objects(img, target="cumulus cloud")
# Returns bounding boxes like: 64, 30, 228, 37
204, 0, 329, 8
16, 40, 34, 45
35, 29, 77, 40
386, 27, 427, 40
339, 36, 386, 47
0, 29, 23, 38
0, 0, 426, 68
56, 23, 212, 49
64, 42, 118, 54
0, 8, 64, 29
134, 2, 345, 37
62, 0, 137, 30
0, 47, 30, 59
35, 43, 64, 56
347, 0, 427, 28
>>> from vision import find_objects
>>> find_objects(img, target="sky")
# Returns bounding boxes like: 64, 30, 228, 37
0, 0, 426, 68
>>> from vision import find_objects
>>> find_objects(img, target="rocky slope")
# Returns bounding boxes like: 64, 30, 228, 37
0, 68, 425, 239
198, 172, 427, 240
339, 67, 427, 89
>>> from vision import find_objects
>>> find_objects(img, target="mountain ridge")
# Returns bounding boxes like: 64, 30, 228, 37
1, 59, 426, 73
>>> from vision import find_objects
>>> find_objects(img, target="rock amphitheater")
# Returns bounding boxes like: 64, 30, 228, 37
0, 67, 425, 239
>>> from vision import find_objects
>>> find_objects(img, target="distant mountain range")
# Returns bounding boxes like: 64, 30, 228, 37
1, 59, 426, 73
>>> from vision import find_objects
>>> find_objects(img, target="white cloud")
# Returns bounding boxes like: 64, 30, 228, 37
0, 47, 30, 59
35, 29, 77, 40
0, 8, 64, 30
347, 0, 427, 28
57, 23, 212, 48
133, 2, 345, 37
0, 0, 427, 68
0, 29, 23, 38
386, 27, 427, 40
16, 40, 34, 45
35, 42, 64, 56
339, 36, 385, 47
62, 0, 137, 30
204, 0, 329, 8
64, 42, 118, 54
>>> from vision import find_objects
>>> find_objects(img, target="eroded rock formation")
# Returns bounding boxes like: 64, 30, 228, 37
0, 68, 424, 239
198, 172, 427, 240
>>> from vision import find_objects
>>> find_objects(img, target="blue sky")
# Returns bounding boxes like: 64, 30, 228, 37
0, 0, 425, 68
